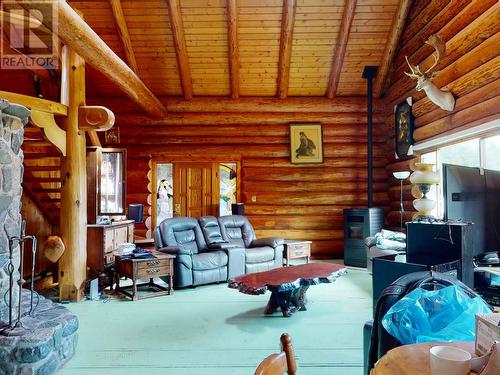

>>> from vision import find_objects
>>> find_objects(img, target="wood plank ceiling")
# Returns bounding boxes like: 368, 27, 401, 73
69, 0, 402, 100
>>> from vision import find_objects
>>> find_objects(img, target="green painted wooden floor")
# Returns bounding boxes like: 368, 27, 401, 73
59, 265, 371, 375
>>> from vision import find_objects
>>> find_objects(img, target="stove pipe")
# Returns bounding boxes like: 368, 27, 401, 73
362, 66, 378, 208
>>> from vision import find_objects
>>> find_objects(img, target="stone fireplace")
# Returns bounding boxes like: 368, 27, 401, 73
0, 99, 78, 374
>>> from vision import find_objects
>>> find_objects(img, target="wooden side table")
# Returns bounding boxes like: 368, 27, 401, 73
283, 240, 312, 266
114, 251, 175, 301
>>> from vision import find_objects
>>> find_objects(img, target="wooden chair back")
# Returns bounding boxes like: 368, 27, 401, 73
254, 333, 297, 375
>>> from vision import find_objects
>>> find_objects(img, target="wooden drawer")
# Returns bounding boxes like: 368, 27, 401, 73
136, 265, 169, 278
287, 243, 311, 257
137, 258, 172, 271
104, 253, 115, 266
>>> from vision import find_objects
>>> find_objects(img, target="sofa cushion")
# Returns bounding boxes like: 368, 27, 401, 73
199, 216, 226, 245
157, 217, 207, 254
245, 246, 275, 264
192, 250, 228, 270
218, 215, 256, 247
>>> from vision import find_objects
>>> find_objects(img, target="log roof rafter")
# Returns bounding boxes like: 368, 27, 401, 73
326, 0, 357, 99
167, 0, 193, 100
277, 0, 297, 99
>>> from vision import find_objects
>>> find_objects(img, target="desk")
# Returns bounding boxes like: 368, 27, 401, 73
372, 342, 477, 375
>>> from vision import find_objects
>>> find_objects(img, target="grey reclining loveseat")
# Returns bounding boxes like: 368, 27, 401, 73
155, 215, 284, 288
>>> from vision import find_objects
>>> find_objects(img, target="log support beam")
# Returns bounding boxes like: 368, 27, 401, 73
277, 0, 297, 99
226, 0, 240, 99
167, 0, 193, 100
58, 45, 87, 302
326, 0, 357, 99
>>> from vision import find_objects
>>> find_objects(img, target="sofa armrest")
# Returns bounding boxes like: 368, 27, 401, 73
158, 246, 192, 256
207, 242, 239, 250
251, 237, 284, 248
365, 236, 377, 247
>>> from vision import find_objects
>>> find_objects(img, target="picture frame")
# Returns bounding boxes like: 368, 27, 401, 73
394, 98, 415, 159
290, 123, 323, 164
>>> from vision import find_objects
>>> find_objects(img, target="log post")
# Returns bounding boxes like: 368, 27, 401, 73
58, 45, 87, 301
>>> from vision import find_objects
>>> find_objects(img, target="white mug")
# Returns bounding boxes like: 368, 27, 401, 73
430, 345, 471, 375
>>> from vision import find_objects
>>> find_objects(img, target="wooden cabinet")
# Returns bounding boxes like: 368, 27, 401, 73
87, 220, 135, 274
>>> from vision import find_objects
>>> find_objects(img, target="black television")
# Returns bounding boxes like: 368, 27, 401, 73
443, 164, 500, 256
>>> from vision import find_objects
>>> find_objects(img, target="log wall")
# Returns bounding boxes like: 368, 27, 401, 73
383, 0, 500, 227
112, 99, 388, 258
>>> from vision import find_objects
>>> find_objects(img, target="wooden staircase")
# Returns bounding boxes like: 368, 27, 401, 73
22, 124, 62, 226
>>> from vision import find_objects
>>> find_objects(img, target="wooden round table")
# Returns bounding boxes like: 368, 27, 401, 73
372, 342, 477, 375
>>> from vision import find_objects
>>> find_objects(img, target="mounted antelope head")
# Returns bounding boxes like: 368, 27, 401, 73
405, 35, 455, 111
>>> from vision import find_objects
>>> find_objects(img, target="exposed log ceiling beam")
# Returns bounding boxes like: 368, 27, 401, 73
374, 0, 412, 98
326, 0, 357, 99
226, 0, 240, 99
167, 0, 193, 100
117, 112, 386, 126
277, 0, 297, 99
88, 97, 385, 113
20, 0, 166, 118
109, 0, 138, 74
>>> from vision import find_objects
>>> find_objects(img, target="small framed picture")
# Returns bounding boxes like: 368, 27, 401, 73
290, 123, 323, 164
394, 99, 414, 159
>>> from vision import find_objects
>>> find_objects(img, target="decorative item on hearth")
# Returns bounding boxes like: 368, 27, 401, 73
393, 171, 411, 232
410, 163, 440, 219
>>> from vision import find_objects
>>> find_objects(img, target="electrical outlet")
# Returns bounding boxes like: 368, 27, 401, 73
251, 195, 257, 202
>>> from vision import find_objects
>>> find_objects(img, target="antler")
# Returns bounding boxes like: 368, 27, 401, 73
404, 56, 422, 80
424, 34, 446, 74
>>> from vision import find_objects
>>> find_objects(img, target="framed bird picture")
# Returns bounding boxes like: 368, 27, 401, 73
394, 98, 415, 159
290, 123, 323, 164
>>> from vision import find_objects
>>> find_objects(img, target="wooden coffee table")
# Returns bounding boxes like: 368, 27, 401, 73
114, 251, 175, 301
228, 263, 347, 317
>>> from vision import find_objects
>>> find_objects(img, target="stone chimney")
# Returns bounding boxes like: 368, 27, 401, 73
0, 99, 30, 322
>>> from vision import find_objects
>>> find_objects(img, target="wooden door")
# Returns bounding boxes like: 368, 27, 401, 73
173, 163, 219, 218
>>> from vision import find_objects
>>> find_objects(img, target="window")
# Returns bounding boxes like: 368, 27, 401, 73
420, 133, 499, 218
219, 163, 237, 216
155, 163, 173, 226
484, 134, 500, 171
